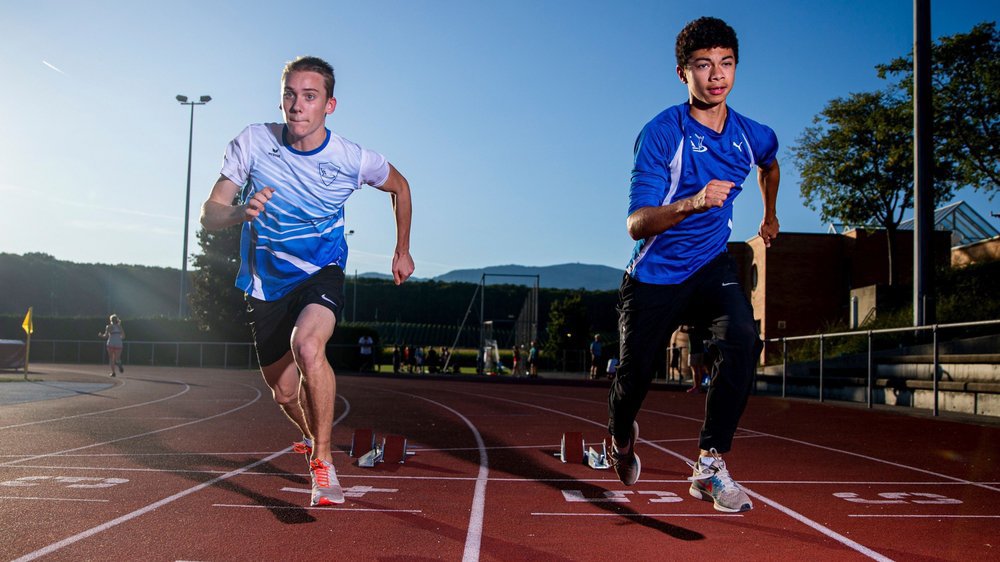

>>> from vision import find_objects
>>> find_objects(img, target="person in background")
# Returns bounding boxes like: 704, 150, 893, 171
589, 334, 603, 380
98, 314, 125, 377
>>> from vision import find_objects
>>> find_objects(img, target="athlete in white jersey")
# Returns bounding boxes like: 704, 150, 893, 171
201, 56, 414, 507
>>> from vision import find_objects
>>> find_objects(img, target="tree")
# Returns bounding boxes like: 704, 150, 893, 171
189, 223, 247, 340
876, 21, 999, 197
792, 90, 950, 285
543, 293, 590, 357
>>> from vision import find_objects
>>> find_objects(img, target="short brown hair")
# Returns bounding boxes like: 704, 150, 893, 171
675, 17, 739, 68
282, 56, 336, 98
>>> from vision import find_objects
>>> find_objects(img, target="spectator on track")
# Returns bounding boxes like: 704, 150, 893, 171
589, 334, 603, 380
98, 314, 125, 377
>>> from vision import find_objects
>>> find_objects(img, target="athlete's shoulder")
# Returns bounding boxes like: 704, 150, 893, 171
727, 106, 778, 159
644, 103, 688, 133
635, 103, 686, 152
727, 107, 776, 137
232, 123, 282, 144
321, 130, 369, 169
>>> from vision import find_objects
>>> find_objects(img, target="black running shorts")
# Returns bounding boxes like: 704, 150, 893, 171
246, 266, 346, 367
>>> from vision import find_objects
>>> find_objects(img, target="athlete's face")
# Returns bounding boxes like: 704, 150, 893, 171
677, 47, 736, 109
281, 70, 336, 150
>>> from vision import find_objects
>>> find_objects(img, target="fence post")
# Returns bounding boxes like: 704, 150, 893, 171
781, 338, 787, 398
866, 330, 873, 409
818, 335, 824, 403
932, 325, 939, 417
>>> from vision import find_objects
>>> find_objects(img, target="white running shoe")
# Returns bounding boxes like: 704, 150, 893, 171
688, 448, 753, 513
309, 458, 345, 506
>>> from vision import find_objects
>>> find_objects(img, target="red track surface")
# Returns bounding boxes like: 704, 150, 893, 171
2, 364, 998, 561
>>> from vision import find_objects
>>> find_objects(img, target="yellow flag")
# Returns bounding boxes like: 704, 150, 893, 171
22, 307, 33, 335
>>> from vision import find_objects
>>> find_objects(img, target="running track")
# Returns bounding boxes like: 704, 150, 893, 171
2, 364, 998, 561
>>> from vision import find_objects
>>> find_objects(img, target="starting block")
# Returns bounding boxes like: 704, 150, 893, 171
350, 428, 375, 458
559, 432, 584, 464
556, 432, 610, 470
354, 431, 413, 468
587, 439, 610, 470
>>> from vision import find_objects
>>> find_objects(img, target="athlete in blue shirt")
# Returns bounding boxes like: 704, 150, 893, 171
607, 17, 780, 514
201, 56, 414, 507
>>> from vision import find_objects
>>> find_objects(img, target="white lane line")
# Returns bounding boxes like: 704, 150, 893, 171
850, 514, 1000, 518
514, 389, 1000, 494
742, 489, 892, 561
0, 380, 191, 431
0, 382, 262, 468
10, 392, 351, 562
7, 463, 998, 487
531, 512, 742, 518
0, 496, 109, 503
381, 389, 488, 562
460, 390, 894, 562
212, 504, 421, 513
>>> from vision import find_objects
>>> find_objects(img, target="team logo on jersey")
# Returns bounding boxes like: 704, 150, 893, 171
689, 134, 708, 153
319, 162, 341, 185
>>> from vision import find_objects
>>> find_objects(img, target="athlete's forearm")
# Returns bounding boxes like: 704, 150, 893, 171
391, 182, 412, 255
627, 199, 697, 240
200, 199, 246, 231
758, 160, 780, 221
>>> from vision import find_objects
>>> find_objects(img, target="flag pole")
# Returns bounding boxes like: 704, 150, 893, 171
22, 307, 33, 379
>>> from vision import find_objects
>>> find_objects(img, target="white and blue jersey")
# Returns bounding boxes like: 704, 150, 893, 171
221, 123, 389, 300
625, 103, 778, 285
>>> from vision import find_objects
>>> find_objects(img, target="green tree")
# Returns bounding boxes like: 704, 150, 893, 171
543, 293, 590, 356
792, 90, 948, 285
876, 21, 999, 196
189, 224, 248, 340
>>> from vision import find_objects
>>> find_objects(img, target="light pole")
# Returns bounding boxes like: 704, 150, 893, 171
344, 229, 355, 322
176, 94, 211, 319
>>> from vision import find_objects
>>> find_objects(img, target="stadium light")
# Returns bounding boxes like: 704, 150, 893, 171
176, 93, 211, 319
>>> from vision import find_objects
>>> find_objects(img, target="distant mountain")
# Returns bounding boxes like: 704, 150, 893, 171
433, 263, 622, 291
357, 272, 426, 281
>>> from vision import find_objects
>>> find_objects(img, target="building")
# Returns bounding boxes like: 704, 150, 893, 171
727, 200, 997, 361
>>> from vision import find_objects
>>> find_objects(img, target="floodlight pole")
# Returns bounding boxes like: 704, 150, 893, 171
913, 0, 933, 326
176, 95, 211, 319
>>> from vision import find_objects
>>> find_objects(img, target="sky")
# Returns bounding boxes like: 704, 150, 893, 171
2, 0, 997, 279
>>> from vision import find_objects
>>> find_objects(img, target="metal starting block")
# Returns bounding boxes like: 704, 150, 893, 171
355, 432, 413, 468
556, 432, 610, 469
587, 439, 610, 470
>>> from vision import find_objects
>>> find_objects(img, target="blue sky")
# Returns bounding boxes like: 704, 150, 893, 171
2, 0, 997, 278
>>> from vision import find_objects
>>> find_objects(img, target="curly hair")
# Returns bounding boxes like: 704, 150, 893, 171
675, 17, 739, 68
282, 56, 336, 98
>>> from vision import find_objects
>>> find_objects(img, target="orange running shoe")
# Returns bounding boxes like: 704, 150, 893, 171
309, 458, 345, 506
